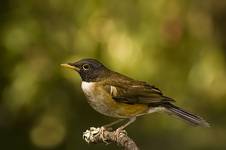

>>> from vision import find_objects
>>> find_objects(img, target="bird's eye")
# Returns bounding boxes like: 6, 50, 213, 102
82, 64, 90, 70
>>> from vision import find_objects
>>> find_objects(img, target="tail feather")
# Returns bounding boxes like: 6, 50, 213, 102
162, 103, 210, 127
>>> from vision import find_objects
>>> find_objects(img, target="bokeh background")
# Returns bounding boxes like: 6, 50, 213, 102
1, 0, 226, 149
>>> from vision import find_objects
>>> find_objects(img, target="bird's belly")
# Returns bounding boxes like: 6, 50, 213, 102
81, 82, 149, 118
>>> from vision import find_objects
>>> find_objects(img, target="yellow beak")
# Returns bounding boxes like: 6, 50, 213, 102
60, 64, 80, 71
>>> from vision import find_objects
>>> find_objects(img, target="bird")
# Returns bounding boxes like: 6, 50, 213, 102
61, 58, 209, 131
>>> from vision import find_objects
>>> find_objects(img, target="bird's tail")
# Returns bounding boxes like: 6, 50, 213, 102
162, 103, 210, 127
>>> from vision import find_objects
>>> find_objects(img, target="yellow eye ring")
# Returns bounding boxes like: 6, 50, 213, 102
82, 64, 90, 70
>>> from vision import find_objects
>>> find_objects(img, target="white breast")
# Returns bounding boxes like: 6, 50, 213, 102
81, 81, 95, 94
81, 81, 120, 117
81, 81, 98, 107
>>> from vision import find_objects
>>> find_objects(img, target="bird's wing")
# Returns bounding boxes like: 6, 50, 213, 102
103, 75, 175, 104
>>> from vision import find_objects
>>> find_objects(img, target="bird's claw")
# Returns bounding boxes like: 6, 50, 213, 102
98, 126, 111, 144
114, 127, 127, 141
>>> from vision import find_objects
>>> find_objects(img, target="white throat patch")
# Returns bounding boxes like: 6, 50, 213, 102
81, 82, 95, 94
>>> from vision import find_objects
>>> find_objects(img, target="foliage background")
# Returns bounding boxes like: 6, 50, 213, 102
0, 0, 226, 149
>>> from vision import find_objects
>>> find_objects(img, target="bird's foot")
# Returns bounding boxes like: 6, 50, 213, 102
114, 127, 127, 141
98, 126, 111, 144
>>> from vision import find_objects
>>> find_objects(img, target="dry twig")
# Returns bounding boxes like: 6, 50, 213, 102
83, 127, 139, 150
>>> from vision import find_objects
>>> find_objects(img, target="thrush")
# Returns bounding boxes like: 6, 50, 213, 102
61, 58, 209, 130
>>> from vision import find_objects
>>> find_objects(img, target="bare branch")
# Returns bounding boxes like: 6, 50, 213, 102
83, 127, 139, 150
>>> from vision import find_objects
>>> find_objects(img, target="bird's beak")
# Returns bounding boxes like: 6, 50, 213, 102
61, 63, 80, 71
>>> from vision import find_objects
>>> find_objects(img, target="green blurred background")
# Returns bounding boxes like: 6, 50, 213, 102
0, 0, 226, 149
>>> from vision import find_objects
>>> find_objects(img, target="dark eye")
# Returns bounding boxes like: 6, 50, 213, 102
82, 64, 90, 70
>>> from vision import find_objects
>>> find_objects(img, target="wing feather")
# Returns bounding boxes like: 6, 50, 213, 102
102, 74, 174, 105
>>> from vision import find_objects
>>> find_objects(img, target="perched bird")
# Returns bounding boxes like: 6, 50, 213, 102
61, 58, 209, 130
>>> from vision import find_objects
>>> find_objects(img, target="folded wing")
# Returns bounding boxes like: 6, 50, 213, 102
103, 77, 174, 105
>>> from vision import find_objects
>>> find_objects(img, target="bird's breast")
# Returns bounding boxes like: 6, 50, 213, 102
81, 81, 96, 95
81, 81, 149, 118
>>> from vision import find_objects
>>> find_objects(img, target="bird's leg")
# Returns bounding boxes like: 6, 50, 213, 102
103, 119, 125, 130
117, 117, 136, 130
114, 117, 136, 138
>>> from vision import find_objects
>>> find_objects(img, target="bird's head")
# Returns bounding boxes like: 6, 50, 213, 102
61, 58, 109, 82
